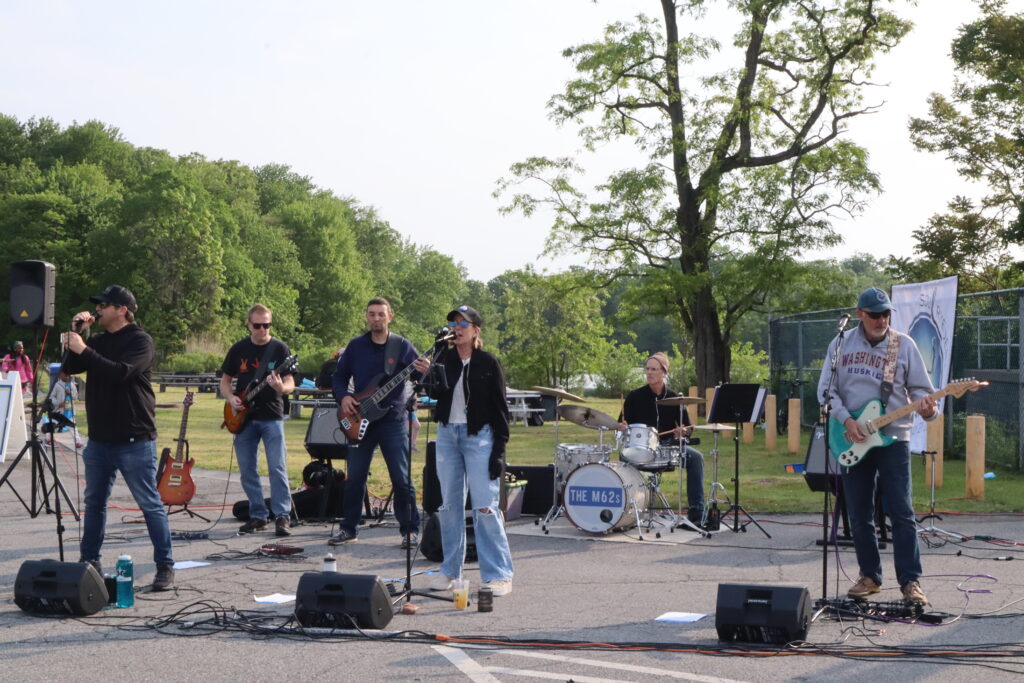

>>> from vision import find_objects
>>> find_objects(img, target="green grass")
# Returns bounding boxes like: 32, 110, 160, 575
75, 389, 1024, 514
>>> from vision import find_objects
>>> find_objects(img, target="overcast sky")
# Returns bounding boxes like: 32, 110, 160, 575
0, 1, 1013, 282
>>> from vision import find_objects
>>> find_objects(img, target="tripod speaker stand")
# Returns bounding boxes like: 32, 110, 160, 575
706, 383, 770, 538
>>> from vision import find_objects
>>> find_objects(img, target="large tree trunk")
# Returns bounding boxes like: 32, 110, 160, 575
688, 285, 729, 390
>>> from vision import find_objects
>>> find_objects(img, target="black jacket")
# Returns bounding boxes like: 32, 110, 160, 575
430, 347, 509, 444
62, 324, 157, 442
621, 384, 692, 437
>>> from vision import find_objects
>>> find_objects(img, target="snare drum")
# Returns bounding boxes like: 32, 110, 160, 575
620, 423, 659, 465
563, 462, 650, 533
555, 443, 612, 480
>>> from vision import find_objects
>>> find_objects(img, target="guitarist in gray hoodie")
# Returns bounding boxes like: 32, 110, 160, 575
817, 287, 937, 606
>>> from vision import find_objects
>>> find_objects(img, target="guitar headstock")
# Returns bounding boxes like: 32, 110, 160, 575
946, 378, 990, 399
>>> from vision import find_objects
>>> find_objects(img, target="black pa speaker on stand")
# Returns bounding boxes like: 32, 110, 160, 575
715, 583, 811, 644
295, 572, 393, 629
14, 559, 108, 616
10, 260, 55, 328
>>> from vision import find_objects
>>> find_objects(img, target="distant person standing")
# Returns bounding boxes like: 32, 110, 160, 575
62, 285, 175, 590
220, 304, 296, 537
2, 341, 34, 396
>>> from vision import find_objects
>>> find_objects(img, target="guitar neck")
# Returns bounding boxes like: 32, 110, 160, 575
871, 386, 951, 430
174, 393, 193, 462
371, 361, 420, 404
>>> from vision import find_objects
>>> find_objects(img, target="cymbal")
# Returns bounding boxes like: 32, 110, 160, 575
655, 396, 706, 407
694, 423, 737, 432
530, 386, 586, 403
557, 405, 619, 430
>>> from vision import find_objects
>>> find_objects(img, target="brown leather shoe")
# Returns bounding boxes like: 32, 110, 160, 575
901, 580, 928, 605
847, 576, 881, 599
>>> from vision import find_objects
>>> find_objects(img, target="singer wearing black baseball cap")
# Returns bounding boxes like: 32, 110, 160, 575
62, 285, 175, 591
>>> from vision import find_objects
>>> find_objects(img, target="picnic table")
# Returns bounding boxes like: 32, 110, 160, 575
506, 388, 544, 426
152, 372, 220, 393
289, 387, 334, 418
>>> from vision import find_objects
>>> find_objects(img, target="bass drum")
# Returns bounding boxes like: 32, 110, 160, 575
563, 462, 649, 533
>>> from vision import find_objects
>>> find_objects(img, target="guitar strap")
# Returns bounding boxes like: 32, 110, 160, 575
383, 333, 405, 377
880, 331, 900, 408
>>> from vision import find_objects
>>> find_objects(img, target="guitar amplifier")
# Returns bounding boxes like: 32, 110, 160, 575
304, 403, 348, 460
804, 422, 842, 493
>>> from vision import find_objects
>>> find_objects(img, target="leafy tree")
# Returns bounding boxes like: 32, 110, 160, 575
907, 0, 1024, 288
593, 341, 647, 398
497, 0, 911, 389
498, 269, 611, 389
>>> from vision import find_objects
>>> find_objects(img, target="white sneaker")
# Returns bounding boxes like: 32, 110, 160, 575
482, 579, 512, 597
427, 574, 455, 591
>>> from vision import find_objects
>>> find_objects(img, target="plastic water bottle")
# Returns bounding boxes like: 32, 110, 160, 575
115, 554, 134, 608
323, 553, 337, 573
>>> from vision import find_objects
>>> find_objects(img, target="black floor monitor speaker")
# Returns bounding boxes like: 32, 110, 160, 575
304, 403, 347, 460
295, 572, 393, 630
14, 559, 108, 616
10, 260, 55, 328
804, 422, 842, 493
715, 583, 811, 644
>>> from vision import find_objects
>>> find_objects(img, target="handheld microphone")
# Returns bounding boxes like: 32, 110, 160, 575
837, 313, 851, 333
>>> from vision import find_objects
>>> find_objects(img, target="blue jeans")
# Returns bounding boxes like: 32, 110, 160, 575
683, 446, 705, 511
234, 419, 291, 520
341, 417, 420, 536
841, 440, 921, 588
80, 439, 173, 566
435, 423, 514, 583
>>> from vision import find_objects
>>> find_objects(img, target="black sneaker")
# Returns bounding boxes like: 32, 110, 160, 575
687, 507, 705, 526
328, 528, 357, 546
275, 515, 292, 537
239, 518, 268, 534
400, 532, 418, 550
152, 563, 175, 591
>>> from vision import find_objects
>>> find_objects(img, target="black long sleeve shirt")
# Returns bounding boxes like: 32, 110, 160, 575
62, 324, 157, 442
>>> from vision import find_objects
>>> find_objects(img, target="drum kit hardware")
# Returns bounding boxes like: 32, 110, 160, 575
533, 387, 711, 540
693, 422, 736, 531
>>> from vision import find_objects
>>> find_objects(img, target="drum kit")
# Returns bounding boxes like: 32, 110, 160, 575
530, 386, 712, 540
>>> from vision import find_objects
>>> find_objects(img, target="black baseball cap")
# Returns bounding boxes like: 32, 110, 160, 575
447, 305, 483, 327
90, 285, 138, 313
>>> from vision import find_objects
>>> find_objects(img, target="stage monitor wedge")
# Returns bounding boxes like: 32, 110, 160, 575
295, 572, 393, 630
10, 260, 55, 328
14, 559, 108, 616
715, 583, 810, 644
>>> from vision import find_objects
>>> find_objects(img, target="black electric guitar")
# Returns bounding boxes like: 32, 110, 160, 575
222, 354, 299, 434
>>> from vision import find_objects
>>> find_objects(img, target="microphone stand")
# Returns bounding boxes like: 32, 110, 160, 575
815, 315, 850, 615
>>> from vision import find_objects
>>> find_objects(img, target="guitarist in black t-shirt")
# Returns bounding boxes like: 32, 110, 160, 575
219, 304, 296, 537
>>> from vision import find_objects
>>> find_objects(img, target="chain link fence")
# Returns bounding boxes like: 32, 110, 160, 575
769, 288, 1024, 470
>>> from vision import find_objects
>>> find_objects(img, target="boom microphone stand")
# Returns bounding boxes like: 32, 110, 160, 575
394, 329, 455, 609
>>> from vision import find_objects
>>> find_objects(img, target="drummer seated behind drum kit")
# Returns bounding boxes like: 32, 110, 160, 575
532, 381, 710, 540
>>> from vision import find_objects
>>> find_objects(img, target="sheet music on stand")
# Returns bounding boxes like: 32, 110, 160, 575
707, 383, 766, 425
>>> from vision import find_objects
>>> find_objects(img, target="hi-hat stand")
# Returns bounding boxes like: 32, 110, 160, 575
0, 329, 80, 560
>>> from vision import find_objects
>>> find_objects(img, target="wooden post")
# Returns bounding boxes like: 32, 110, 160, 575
925, 414, 944, 488
965, 414, 985, 499
742, 422, 754, 443
688, 386, 699, 418
787, 398, 801, 453
705, 386, 716, 423
765, 394, 777, 450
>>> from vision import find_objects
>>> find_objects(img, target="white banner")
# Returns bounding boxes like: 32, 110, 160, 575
891, 276, 958, 452
0, 372, 28, 463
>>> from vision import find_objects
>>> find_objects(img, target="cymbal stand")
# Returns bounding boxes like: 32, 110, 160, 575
917, 450, 964, 541
539, 399, 565, 533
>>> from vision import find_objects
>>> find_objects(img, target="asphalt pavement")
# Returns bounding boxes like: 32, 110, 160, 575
2, 433, 1023, 682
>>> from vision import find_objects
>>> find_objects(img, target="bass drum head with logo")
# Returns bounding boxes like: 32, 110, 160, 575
563, 462, 649, 533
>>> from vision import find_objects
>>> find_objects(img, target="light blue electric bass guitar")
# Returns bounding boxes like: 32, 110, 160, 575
828, 379, 987, 467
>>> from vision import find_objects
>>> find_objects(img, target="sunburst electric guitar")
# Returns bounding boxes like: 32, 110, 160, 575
157, 391, 196, 506
221, 354, 299, 434
828, 379, 988, 467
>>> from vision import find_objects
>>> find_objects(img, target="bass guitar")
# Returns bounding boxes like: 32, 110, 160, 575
828, 378, 988, 467
339, 331, 453, 443
221, 354, 299, 434
157, 391, 196, 506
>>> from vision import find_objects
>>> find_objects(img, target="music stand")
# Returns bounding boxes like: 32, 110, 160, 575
707, 383, 770, 538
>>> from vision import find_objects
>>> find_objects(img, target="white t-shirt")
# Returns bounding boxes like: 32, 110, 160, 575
449, 358, 470, 424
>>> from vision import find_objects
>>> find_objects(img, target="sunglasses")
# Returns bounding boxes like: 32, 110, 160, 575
250, 322, 272, 329
864, 310, 891, 320
449, 320, 472, 328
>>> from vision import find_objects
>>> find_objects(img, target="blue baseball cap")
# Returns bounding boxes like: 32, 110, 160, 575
857, 287, 894, 313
